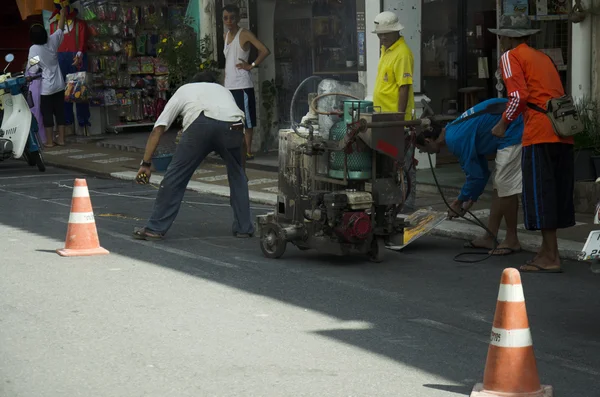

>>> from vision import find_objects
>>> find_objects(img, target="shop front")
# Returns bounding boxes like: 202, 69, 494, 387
208, 0, 370, 152
419, 0, 572, 164
265, 0, 366, 127
20, 0, 203, 137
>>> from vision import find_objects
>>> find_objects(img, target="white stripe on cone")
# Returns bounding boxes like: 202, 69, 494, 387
68, 211, 96, 224
490, 327, 533, 348
497, 284, 525, 302
72, 186, 90, 198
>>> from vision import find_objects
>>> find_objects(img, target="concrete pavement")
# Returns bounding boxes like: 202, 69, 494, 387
1, 164, 600, 396
41, 140, 596, 261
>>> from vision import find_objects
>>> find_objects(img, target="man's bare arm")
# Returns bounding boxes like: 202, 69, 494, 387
142, 126, 166, 162
58, 7, 66, 30
398, 85, 410, 115
242, 30, 271, 66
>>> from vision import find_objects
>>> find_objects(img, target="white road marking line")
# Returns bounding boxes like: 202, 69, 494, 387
0, 187, 70, 207
410, 318, 600, 377
68, 153, 108, 159
52, 183, 270, 210
248, 178, 278, 186
262, 187, 279, 193
0, 174, 70, 180
92, 157, 136, 164
51, 217, 239, 270
193, 169, 215, 175
43, 149, 83, 155
198, 174, 229, 182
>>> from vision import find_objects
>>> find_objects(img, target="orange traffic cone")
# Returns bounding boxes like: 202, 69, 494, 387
57, 178, 109, 257
471, 268, 553, 397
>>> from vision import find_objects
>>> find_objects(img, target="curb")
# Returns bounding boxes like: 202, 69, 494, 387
46, 160, 584, 260
430, 219, 583, 261
108, 170, 584, 261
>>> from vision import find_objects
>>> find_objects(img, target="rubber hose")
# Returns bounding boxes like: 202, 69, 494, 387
309, 92, 361, 116
290, 76, 323, 126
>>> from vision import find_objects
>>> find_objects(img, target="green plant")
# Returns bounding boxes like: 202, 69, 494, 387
260, 79, 278, 152
156, 14, 219, 91
574, 96, 600, 153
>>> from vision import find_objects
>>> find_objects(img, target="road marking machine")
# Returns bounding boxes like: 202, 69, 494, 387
256, 78, 450, 262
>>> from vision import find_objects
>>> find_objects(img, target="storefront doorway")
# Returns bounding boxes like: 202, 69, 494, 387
272, 0, 361, 126
421, 0, 498, 164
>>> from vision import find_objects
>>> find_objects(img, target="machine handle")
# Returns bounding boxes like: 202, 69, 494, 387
364, 120, 423, 128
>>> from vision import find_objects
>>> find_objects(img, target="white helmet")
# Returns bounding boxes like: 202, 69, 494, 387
372, 11, 404, 34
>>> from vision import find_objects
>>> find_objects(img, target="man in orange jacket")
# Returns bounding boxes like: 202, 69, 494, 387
489, 14, 575, 274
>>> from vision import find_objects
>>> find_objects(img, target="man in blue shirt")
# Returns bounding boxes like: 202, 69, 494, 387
417, 98, 524, 256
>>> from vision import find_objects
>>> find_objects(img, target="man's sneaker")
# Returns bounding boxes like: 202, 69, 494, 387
234, 232, 253, 238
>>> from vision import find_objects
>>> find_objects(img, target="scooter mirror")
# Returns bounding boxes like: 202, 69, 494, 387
4, 54, 14, 63
29, 56, 40, 66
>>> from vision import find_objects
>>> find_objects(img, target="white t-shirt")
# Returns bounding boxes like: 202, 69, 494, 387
28, 30, 65, 96
154, 83, 245, 132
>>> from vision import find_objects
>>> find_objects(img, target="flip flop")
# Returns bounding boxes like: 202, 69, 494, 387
519, 263, 563, 273
489, 247, 522, 256
132, 227, 164, 241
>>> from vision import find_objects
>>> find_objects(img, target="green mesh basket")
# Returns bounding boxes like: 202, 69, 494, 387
328, 120, 372, 180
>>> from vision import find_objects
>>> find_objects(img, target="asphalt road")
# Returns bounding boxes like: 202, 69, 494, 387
1, 162, 600, 397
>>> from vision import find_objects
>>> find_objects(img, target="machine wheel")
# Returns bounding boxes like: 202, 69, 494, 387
260, 223, 287, 259
368, 237, 386, 263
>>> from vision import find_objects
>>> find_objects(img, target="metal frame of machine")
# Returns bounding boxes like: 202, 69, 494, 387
256, 92, 432, 262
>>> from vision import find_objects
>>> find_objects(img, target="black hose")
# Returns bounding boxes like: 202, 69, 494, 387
426, 153, 499, 263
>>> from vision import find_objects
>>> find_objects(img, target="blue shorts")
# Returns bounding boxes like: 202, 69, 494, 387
230, 88, 256, 129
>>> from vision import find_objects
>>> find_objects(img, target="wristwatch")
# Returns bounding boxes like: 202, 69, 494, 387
251, 62, 257, 68
140, 160, 152, 167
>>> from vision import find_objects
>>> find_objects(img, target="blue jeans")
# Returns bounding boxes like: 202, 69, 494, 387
145, 113, 254, 235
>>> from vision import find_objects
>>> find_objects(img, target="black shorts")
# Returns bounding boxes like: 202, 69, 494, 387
521, 143, 575, 231
40, 90, 66, 128
230, 88, 256, 129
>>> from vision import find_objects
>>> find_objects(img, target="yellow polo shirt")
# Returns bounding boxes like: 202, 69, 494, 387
373, 37, 415, 121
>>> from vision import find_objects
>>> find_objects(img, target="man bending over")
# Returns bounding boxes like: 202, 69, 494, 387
133, 71, 254, 240
417, 98, 524, 256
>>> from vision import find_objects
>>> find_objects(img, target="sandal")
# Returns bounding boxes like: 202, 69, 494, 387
519, 263, 563, 273
133, 227, 164, 241
489, 247, 522, 256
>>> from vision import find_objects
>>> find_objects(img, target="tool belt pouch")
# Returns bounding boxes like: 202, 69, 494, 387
527, 95, 584, 138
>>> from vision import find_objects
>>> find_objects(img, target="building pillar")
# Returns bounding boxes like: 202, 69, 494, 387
570, 0, 593, 101
200, 0, 218, 66
592, 0, 600, 100
360, 1, 382, 98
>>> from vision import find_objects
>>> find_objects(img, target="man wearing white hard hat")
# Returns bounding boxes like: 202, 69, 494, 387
371, 11, 415, 121
372, 11, 417, 217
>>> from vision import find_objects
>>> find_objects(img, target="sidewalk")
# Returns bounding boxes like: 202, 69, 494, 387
44, 133, 594, 261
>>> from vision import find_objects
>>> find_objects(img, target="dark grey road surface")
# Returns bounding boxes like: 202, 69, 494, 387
1, 163, 599, 397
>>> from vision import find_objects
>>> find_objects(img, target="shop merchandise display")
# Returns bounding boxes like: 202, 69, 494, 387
81, 1, 170, 125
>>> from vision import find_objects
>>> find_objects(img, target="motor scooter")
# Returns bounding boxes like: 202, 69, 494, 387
579, 178, 600, 273
0, 53, 46, 172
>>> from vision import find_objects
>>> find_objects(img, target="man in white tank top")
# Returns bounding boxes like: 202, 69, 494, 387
223, 4, 271, 164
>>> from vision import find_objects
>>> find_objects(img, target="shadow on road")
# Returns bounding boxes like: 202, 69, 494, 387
1, 166, 600, 395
